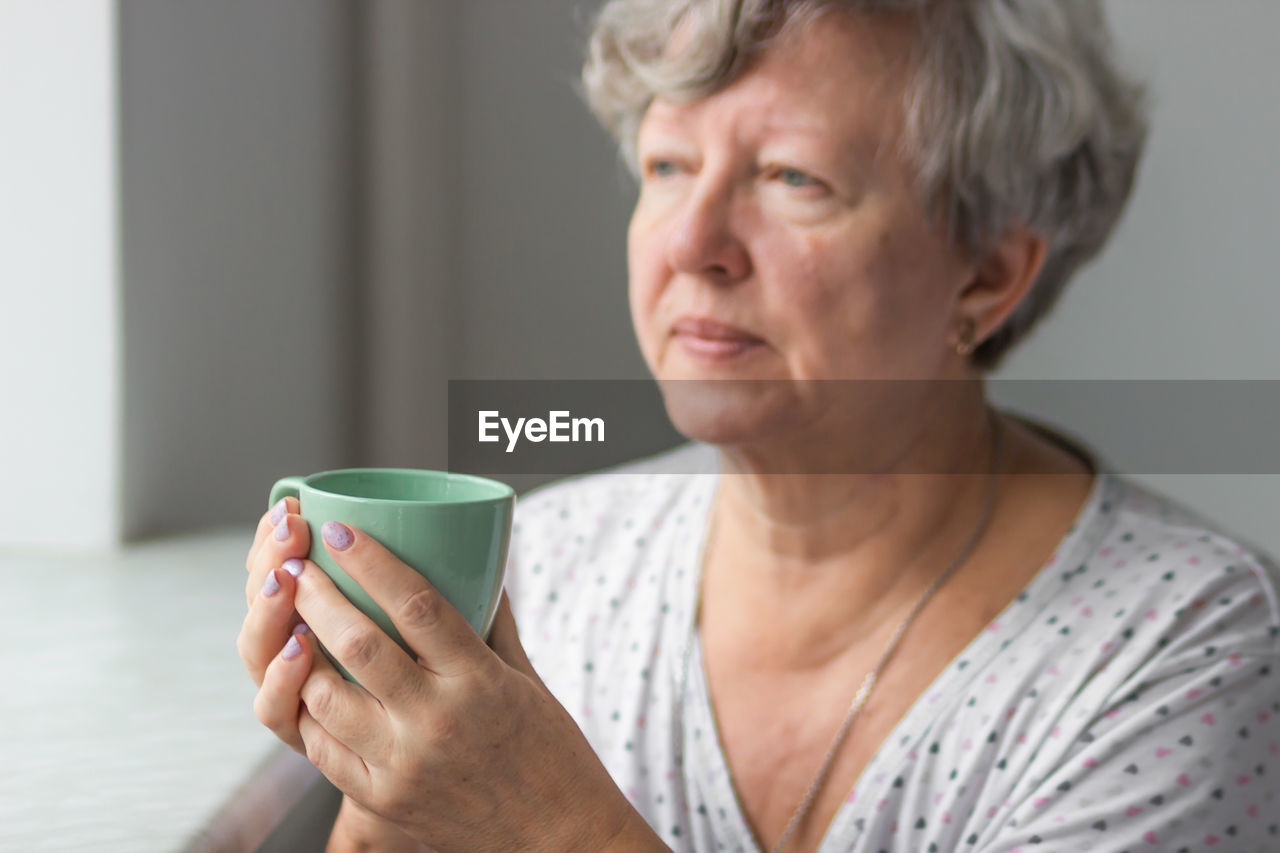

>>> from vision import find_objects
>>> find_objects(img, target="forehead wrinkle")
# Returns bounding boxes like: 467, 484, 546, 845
689, 78, 894, 175
639, 12, 916, 176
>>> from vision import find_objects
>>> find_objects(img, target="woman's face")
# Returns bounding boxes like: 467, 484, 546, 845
628, 13, 980, 448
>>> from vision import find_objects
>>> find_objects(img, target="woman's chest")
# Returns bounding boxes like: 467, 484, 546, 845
702, 628, 981, 852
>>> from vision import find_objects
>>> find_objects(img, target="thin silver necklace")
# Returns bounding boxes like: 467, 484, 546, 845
676, 407, 1005, 853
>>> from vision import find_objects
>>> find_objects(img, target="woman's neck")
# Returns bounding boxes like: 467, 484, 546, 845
711, 390, 997, 560
701, 397, 1005, 668
699, 405, 1096, 671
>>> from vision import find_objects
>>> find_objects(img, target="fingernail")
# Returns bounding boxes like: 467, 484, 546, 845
322, 521, 353, 551
269, 499, 287, 525
283, 558, 305, 578
282, 634, 303, 660
273, 517, 290, 541
262, 569, 281, 598
292, 622, 309, 637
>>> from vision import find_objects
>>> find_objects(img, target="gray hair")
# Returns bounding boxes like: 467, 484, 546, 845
582, 0, 1149, 371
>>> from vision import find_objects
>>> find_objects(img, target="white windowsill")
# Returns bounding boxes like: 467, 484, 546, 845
0, 530, 319, 852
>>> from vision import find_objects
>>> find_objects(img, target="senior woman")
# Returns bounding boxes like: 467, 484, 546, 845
239, 1, 1280, 851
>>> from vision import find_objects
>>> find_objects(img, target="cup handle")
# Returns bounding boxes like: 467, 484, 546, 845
269, 475, 306, 508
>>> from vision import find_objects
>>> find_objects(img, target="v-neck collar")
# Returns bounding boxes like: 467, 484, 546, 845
674, 456, 1117, 852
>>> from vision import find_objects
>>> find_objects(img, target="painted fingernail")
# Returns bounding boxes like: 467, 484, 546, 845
282, 634, 303, 660
292, 622, 309, 637
262, 569, 281, 598
269, 499, 287, 525
273, 517, 290, 541
283, 558, 305, 578
322, 521, 353, 551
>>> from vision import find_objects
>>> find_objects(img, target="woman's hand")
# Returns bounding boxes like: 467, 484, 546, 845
327, 795, 431, 853
249, 520, 666, 853
237, 500, 428, 849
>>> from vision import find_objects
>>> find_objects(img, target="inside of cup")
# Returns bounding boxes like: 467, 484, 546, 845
310, 470, 510, 503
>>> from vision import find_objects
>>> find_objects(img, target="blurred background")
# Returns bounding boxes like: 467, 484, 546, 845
2, 0, 1278, 553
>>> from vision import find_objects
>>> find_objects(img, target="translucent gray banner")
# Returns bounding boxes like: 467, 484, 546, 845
447, 380, 1280, 476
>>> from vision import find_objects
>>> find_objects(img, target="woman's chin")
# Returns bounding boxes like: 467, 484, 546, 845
656, 378, 801, 447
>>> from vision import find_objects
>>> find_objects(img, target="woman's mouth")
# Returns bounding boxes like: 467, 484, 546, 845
670, 317, 765, 360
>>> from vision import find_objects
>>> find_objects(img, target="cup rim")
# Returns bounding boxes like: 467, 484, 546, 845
300, 467, 515, 504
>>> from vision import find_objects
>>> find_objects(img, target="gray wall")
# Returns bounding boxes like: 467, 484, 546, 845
453, 0, 643, 382
359, 0, 459, 470
119, 0, 360, 538
996, 1, 1280, 555
1002, 0, 1280, 378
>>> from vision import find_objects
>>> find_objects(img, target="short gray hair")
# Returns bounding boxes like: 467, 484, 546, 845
582, 0, 1149, 371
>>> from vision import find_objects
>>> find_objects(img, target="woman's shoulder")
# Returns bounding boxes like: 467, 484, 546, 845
1077, 472, 1280, 659
1103, 473, 1279, 587
956, 474, 1280, 853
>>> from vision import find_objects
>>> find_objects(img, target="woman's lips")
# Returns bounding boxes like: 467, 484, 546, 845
670, 317, 764, 360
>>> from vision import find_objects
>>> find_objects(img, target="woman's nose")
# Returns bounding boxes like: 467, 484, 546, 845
665, 180, 752, 282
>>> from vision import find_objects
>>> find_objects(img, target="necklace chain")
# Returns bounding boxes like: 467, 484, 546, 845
677, 407, 1006, 853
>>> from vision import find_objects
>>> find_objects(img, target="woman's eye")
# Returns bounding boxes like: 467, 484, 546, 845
777, 167, 819, 188
646, 159, 680, 178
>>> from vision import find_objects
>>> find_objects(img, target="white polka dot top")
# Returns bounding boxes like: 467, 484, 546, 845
506, 441, 1280, 852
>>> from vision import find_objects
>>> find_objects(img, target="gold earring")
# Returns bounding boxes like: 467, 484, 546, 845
955, 317, 977, 356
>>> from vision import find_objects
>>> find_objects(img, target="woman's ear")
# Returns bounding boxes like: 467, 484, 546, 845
956, 226, 1048, 344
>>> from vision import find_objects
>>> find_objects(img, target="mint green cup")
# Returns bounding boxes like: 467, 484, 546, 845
269, 468, 515, 677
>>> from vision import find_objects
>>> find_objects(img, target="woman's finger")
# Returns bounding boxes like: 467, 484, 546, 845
291, 553, 425, 708
245, 507, 311, 607
319, 521, 490, 681
253, 622, 314, 753
247, 497, 300, 571
297, 641, 392, 759
297, 706, 373, 805
237, 563, 306, 686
